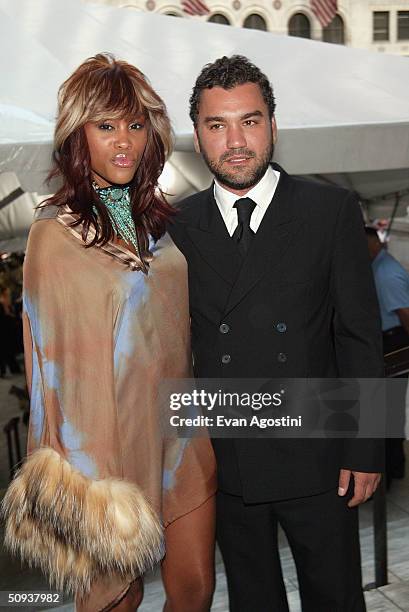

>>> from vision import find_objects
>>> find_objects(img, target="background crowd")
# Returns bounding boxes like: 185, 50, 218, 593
0, 253, 24, 378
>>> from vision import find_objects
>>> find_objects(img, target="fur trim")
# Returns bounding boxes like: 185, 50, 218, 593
1, 447, 164, 595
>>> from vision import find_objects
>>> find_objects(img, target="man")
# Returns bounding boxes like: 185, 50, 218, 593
169, 56, 383, 611
366, 226, 408, 485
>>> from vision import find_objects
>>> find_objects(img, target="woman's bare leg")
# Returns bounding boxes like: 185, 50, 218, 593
107, 579, 144, 611
161, 496, 216, 612
76, 578, 143, 612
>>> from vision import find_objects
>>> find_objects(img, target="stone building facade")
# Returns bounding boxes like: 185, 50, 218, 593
94, 0, 409, 56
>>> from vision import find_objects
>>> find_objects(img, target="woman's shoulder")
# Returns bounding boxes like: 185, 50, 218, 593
27, 205, 80, 262
29, 208, 63, 242
35, 203, 60, 222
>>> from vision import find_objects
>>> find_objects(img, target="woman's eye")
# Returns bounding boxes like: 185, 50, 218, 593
130, 122, 145, 130
98, 123, 113, 130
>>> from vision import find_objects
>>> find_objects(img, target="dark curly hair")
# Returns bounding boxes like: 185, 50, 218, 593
189, 55, 276, 126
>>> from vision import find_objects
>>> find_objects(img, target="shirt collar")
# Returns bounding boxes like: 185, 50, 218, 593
214, 165, 279, 217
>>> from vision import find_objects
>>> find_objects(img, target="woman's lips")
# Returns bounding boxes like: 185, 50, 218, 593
111, 155, 135, 168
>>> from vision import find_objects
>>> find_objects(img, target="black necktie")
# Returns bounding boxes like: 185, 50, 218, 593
232, 197, 257, 256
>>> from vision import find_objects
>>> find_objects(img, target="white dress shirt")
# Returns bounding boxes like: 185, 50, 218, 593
213, 166, 280, 236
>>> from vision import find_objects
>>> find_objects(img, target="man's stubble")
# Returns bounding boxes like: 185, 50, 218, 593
198, 136, 274, 192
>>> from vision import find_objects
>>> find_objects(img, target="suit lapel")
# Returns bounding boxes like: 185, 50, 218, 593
223, 168, 302, 316
186, 186, 242, 285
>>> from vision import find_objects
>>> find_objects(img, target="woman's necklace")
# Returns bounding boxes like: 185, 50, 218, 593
93, 182, 139, 253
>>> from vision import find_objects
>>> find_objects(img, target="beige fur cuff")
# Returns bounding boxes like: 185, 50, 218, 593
1, 447, 164, 595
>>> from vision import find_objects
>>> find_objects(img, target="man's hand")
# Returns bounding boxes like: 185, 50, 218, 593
338, 469, 381, 507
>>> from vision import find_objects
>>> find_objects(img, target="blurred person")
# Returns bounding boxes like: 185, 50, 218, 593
0, 283, 21, 376
0, 282, 9, 377
2, 54, 216, 612
366, 226, 408, 486
5, 256, 24, 353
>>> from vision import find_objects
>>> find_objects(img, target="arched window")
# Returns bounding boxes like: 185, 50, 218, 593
288, 13, 311, 39
243, 13, 267, 31
323, 14, 345, 44
208, 13, 230, 25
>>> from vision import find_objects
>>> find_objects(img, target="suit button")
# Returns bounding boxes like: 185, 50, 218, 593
277, 352, 287, 363
221, 354, 231, 364
219, 323, 230, 334
276, 322, 287, 333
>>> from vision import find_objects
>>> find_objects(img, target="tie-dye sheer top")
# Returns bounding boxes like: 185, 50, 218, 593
23, 204, 216, 525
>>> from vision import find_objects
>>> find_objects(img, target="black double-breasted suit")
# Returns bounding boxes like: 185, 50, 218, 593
169, 164, 384, 501
169, 164, 384, 611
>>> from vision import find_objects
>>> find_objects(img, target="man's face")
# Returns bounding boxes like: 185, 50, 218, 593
193, 82, 277, 195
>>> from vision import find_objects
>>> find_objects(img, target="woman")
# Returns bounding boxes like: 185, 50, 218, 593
2, 54, 216, 611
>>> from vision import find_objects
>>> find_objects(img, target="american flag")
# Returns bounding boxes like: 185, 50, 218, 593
181, 0, 210, 16
310, 0, 337, 27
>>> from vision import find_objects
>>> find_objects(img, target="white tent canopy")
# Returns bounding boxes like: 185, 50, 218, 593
1, 0, 409, 245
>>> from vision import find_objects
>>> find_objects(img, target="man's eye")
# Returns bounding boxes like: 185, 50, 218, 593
244, 120, 256, 126
209, 124, 223, 130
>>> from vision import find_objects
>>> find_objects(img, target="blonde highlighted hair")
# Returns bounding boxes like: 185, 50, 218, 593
47, 53, 175, 250
55, 53, 172, 157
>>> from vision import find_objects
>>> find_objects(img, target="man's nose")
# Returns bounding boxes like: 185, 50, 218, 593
226, 124, 246, 149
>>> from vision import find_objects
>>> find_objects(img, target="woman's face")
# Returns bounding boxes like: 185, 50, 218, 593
83, 114, 148, 187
